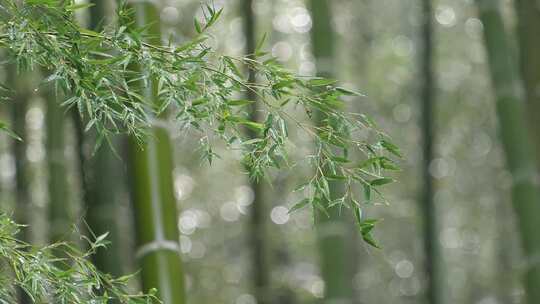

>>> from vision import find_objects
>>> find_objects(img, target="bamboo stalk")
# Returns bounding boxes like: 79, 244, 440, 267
126, 2, 185, 303
419, 0, 442, 303
513, 0, 540, 166
71, 0, 126, 277
7, 64, 33, 304
309, 1, 355, 302
45, 84, 70, 244
7, 66, 32, 244
241, 1, 270, 303
476, 1, 540, 302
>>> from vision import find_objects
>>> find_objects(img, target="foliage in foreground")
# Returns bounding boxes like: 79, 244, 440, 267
0, 213, 159, 303
0, 0, 399, 224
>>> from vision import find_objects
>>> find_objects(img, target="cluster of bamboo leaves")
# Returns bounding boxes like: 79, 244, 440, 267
0, 213, 160, 303
0, 0, 399, 287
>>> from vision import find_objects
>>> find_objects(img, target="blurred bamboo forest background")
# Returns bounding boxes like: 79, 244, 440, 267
2, 0, 540, 303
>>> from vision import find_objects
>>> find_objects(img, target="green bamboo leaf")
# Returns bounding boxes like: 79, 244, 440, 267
86, 57, 120, 65
197, 47, 210, 58
240, 121, 265, 132
353, 206, 362, 224
308, 78, 338, 87
126, 90, 146, 104
357, 157, 380, 169
293, 182, 310, 193
359, 113, 377, 128
0, 82, 10, 93
255, 33, 267, 56
223, 56, 243, 78
79, 27, 100, 37
272, 79, 295, 90
194, 18, 202, 34
312, 197, 330, 218
191, 97, 208, 106
330, 156, 350, 163
364, 184, 371, 202
362, 219, 379, 226
262, 57, 276, 65
26, 0, 59, 6
325, 174, 347, 180
288, 198, 311, 214
157, 98, 172, 114
278, 118, 288, 137
226, 99, 254, 106
335, 86, 366, 97
319, 178, 330, 200
0, 121, 22, 141
353, 211, 380, 248
93, 232, 110, 248
241, 138, 265, 146
328, 197, 346, 208
370, 178, 395, 186
380, 157, 400, 171
205, 8, 223, 28
279, 98, 291, 107
362, 232, 380, 248
175, 36, 208, 53
66, 2, 94, 11
264, 113, 274, 129
380, 139, 402, 158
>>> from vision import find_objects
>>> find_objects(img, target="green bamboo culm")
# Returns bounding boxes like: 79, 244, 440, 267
7, 65, 31, 244
309, 1, 355, 302
513, 0, 540, 164
75, 0, 126, 277
419, 0, 442, 303
83, 142, 126, 276
45, 82, 70, 244
240, 1, 270, 303
7, 65, 33, 304
476, 1, 540, 302
126, 2, 185, 303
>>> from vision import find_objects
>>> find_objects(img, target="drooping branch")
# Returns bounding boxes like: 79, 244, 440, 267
0, 0, 399, 240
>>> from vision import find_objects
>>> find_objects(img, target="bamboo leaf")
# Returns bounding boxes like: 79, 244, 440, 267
335, 86, 366, 97
240, 121, 265, 132
330, 156, 350, 163
309, 78, 338, 87
272, 79, 295, 90
226, 99, 254, 106
380, 139, 402, 158
194, 18, 202, 33
255, 33, 267, 56
370, 178, 395, 186
362, 232, 380, 248
364, 184, 371, 202
354, 206, 362, 224
223, 56, 243, 78
325, 174, 347, 180
288, 198, 311, 214
66, 2, 94, 11
0, 121, 22, 141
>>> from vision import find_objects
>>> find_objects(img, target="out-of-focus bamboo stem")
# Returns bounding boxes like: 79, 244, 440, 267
7, 65, 33, 304
45, 85, 70, 244
126, 2, 185, 303
477, 1, 540, 302
419, 0, 442, 303
72, 0, 126, 277
309, 1, 355, 303
241, 1, 270, 303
